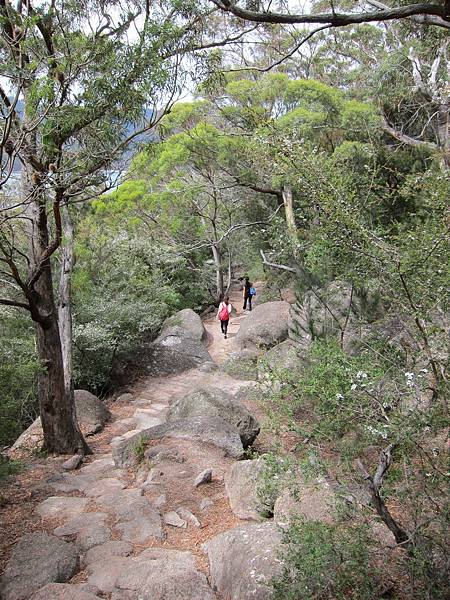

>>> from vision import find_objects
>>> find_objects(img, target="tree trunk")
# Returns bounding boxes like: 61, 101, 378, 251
436, 102, 449, 170
27, 184, 89, 454
211, 243, 224, 299
282, 185, 298, 243
58, 205, 75, 394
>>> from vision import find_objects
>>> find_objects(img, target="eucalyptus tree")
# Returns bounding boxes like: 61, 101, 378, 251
99, 102, 269, 300
0, 0, 236, 453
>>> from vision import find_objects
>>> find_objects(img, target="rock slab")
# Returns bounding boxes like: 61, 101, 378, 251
204, 523, 282, 600
0, 533, 78, 600
236, 301, 290, 349
225, 459, 264, 520
167, 387, 260, 448
113, 416, 244, 467
30, 584, 99, 600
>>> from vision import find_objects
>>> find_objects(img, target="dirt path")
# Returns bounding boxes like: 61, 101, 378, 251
0, 291, 259, 599
203, 286, 248, 364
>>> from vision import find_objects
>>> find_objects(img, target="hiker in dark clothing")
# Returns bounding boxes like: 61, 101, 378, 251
243, 277, 253, 311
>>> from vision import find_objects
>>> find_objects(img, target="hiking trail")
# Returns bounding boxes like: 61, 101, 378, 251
0, 284, 283, 600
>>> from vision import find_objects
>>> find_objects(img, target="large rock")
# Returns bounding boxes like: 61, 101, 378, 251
86, 548, 216, 599
74, 390, 111, 435
289, 281, 382, 354
147, 309, 212, 376
236, 301, 290, 349
261, 339, 306, 375
113, 416, 244, 467
158, 308, 207, 342
273, 478, 336, 527
225, 459, 264, 520
167, 387, 260, 448
12, 390, 111, 452
222, 348, 260, 380
30, 584, 99, 600
0, 533, 78, 600
204, 523, 282, 600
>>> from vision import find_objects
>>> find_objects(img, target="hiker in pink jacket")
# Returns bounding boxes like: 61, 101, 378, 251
217, 295, 232, 339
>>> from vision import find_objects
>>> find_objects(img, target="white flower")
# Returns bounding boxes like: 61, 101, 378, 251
405, 372, 414, 380
336, 393, 344, 400
356, 371, 368, 379
351, 383, 357, 391
420, 368, 428, 374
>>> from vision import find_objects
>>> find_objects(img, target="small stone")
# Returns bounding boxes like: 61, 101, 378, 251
164, 511, 187, 528
198, 361, 219, 373
62, 454, 83, 471
116, 393, 133, 403
153, 494, 167, 508
146, 467, 163, 483
199, 498, 213, 511
177, 507, 201, 528
194, 469, 212, 488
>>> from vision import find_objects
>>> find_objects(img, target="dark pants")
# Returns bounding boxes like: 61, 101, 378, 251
221, 319, 229, 335
243, 295, 252, 311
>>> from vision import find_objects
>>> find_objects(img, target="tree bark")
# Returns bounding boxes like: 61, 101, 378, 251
211, 243, 224, 299
282, 185, 297, 240
26, 179, 89, 454
58, 204, 75, 394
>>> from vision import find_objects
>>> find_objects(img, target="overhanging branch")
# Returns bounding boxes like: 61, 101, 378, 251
212, 1, 449, 29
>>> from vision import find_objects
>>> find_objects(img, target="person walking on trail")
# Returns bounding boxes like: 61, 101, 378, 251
217, 295, 232, 339
243, 277, 255, 312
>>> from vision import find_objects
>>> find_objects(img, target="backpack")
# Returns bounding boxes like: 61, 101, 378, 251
249, 287, 256, 296
219, 304, 229, 321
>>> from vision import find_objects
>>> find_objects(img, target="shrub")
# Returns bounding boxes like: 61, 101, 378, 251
0, 310, 40, 447
273, 518, 377, 600
256, 452, 294, 517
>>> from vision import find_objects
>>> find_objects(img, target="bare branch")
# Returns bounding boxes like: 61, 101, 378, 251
211, 1, 450, 29
382, 117, 437, 151
0, 297, 31, 311
365, 0, 450, 28
259, 248, 298, 273
357, 445, 412, 549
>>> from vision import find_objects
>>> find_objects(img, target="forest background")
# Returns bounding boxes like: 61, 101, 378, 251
0, 1, 449, 598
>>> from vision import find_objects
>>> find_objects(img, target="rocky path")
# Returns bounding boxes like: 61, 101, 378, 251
1, 289, 284, 600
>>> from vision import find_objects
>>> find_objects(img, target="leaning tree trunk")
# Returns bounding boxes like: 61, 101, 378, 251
27, 182, 89, 454
58, 204, 75, 394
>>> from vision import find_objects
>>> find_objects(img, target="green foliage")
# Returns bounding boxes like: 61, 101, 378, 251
72, 217, 208, 392
0, 456, 23, 482
0, 310, 40, 447
256, 453, 294, 517
132, 438, 147, 463
273, 518, 376, 600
